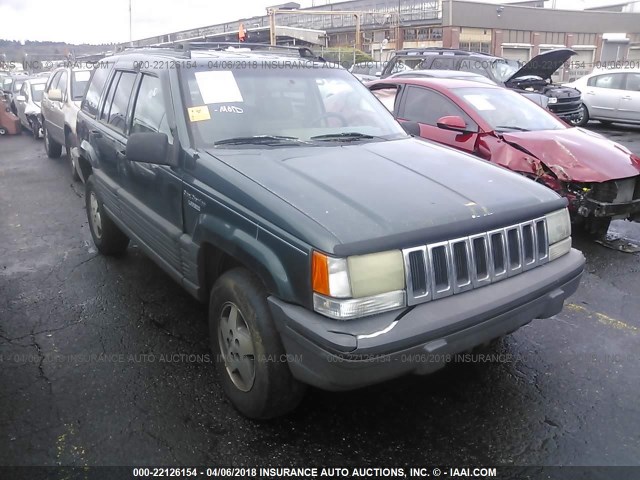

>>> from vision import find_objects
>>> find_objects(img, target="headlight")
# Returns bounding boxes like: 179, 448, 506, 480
545, 208, 572, 260
547, 97, 558, 104
312, 250, 406, 320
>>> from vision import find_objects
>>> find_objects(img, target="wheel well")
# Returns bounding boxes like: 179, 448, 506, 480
201, 243, 244, 296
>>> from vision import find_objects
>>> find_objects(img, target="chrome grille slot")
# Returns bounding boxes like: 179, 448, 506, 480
489, 230, 508, 281
521, 222, 536, 270
429, 242, 453, 299
403, 217, 551, 306
506, 226, 523, 275
535, 218, 549, 263
451, 238, 473, 293
405, 247, 429, 301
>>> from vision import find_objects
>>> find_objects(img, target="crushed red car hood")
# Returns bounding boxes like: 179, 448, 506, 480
499, 127, 640, 183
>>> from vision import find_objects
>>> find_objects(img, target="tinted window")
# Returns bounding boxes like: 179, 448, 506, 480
82, 63, 113, 118
71, 70, 91, 100
130, 75, 171, 139
101, 71, 137, 133
625, 73, 640, 92
401, 86, 468, 126
587, 73, 625, 89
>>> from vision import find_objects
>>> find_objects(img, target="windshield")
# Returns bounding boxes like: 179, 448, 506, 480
490, 59, 521, 83
455, 87, 566, 132
180, 62, 406, 148
31, 82, 46, 102
72, 70, 91, 100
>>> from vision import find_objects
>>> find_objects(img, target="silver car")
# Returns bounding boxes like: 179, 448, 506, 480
566, 68, 640, 126
41, 67, 91, 179
14, 77, 48, 139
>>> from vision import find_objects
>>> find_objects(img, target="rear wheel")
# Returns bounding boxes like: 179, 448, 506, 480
0, 127, 6, 136
85, 176, 129, 255
210, 268, 305, 419
44, 125, 62, 158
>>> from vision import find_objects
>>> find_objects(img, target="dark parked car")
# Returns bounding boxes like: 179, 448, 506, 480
368, 77, 640, 237
381, 48, 582, 123
74, 44, 584, 419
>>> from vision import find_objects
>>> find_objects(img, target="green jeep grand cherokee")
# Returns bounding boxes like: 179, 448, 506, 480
73, 44, 585, 419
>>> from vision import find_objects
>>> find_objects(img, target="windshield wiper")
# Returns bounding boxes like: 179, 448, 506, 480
495, 126, 530, 132
214, 135, 307, 146
310, 132, 376, 142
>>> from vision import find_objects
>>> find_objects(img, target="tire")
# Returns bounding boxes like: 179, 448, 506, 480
0, 128, 6, 136
572, 103, 589, 127
44, 125, 62, 158
210, 268, 305, 419
85, 176, 130, 255
66, 131, 80, 181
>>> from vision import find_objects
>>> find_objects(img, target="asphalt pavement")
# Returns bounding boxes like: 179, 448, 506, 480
1, 123, 639, 469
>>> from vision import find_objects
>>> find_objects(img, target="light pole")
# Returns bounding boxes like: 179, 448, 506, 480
129, 0, 133, 47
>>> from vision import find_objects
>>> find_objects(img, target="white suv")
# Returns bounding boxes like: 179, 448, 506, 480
41, 67, 91, 179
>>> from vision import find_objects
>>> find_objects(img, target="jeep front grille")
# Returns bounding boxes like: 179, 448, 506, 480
403, 218, 549, 305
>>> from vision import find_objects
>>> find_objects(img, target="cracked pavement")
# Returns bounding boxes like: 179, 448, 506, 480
1, 124, 640, 468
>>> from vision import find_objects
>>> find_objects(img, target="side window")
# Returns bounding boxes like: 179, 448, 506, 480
19, 82, 28, 98
401, 86, 473, 128
57, 71, 68, 95
47, 72, 61, 93
130, 75, 171, 140
624, 73, 640, 92
371, 87, 399, 113
82, 63, 114, 118
430, 57, 456, 70
587, 73, 625, 89
100, 71, 137, 133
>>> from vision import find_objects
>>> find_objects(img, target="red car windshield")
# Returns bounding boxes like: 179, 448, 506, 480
455, 87, 566, 132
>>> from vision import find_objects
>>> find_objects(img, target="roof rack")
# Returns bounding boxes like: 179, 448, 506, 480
394, 47, 497, 58
190, 41, 322, 59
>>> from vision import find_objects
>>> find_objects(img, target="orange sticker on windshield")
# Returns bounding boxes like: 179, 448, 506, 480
187, 106, 211, 122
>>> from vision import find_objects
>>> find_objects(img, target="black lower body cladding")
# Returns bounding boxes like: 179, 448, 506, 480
269, 249, 585, 391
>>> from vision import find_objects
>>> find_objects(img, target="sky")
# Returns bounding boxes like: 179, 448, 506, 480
0, 0, 635, 44
0, 0, 313, 44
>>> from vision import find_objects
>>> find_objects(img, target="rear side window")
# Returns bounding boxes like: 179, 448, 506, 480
130, 75, 171, 140
71, 71, 91, 101
625, 73, 640, 92
100, 71, 137, 133
587, 73, 624, 89
81, 63, 114, 118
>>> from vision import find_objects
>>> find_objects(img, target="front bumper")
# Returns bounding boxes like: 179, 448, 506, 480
583, 197, 640, 219
269, 249, 584, 391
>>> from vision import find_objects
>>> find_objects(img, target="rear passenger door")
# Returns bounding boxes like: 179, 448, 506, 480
583, 72, 625, 119
616, 72, 640, 123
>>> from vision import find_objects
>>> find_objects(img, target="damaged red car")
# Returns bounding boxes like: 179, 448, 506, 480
368, 77, 640, 237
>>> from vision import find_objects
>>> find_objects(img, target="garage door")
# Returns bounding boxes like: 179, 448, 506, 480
568, 49, 595, 81
502, 47, 531, 65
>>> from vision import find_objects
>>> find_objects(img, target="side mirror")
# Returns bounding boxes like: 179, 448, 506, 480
15, 95, 26, 102
48, 88, 62, 102
401, 121, 421, 136
126, 132, 171, 165
436, 115, 469, 133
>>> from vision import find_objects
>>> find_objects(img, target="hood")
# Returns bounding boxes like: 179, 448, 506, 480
205, 138, 564, 255
500, 127, 640, 183
507, 48, 576, 82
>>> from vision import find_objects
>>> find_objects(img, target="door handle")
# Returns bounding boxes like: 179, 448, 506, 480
585, 91, 596, 95
621, 96, 632, 100
89, 130, 102, 138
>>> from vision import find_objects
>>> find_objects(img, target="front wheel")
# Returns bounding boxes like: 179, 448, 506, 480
210, 268, 305, 419
85, 176, 130, 255
44, 125, 62, 158
571, 104, 589, 127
